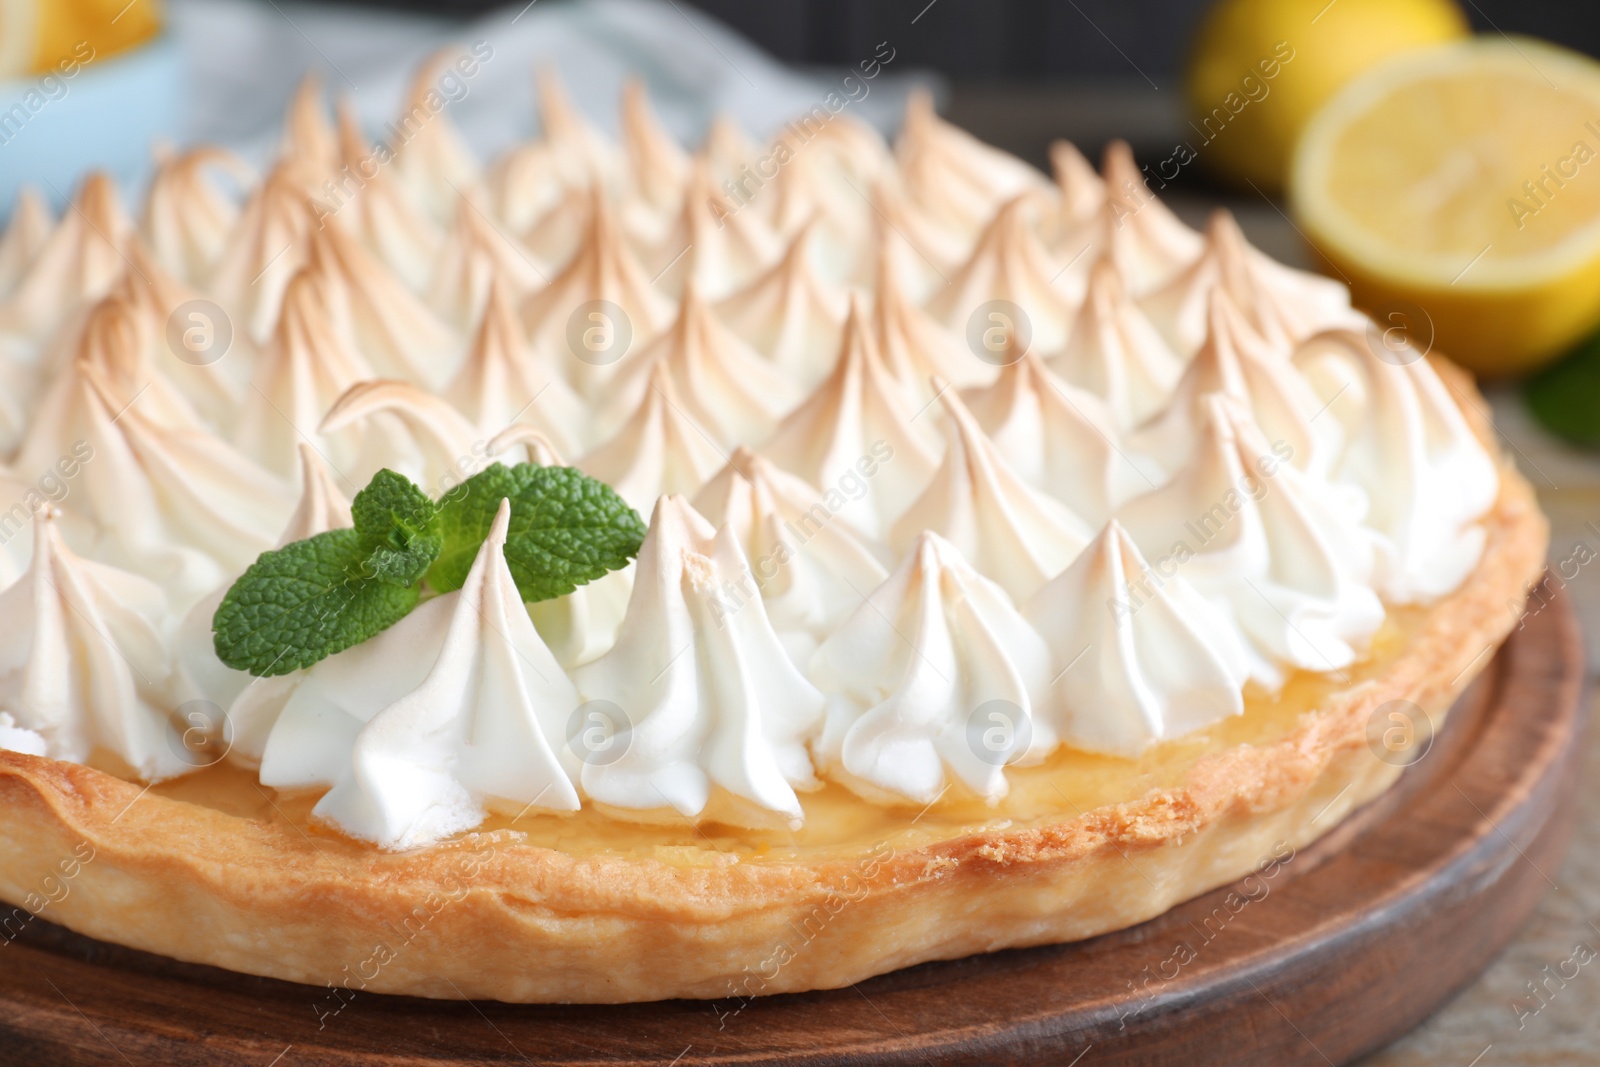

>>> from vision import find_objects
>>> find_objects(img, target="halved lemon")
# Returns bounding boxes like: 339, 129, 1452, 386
1291, 37, 1600, 375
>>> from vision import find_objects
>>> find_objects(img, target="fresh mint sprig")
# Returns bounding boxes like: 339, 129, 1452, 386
427, 463, 647, 601
213, 464, 644, 677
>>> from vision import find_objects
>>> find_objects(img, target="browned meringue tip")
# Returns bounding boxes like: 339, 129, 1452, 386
317, 378, 411, 434
487, 423, 567, 467
283, 72, 336, 166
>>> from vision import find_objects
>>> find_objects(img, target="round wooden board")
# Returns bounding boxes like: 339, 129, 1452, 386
0, 586, 1585, 1067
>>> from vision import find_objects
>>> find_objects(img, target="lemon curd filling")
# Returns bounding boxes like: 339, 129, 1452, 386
141, 607, 1422, 867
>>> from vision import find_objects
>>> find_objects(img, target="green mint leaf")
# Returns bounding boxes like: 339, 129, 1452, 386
1526, 330, 1600, 448
428, 463, 646, 602
213, 529, 421, 676
351, 468, 442, 587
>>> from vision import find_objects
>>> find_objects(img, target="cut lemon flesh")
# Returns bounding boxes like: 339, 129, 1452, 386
1292, 38, 1600, 373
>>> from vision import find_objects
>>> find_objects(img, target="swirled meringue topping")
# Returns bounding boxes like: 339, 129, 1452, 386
961, 349, 1153, 527
443, 277, 585, 455
1117, 395, 1383, 688
597, 280, 802, 447
1026, 520, 1248, 756
142, 148, 250, 288
811, 530, 1054, 806
1293, 329, 1499, 603
578, 360, 728, 515
0, 175, 133, 347
1140, 210, 1357, 357
762, 297, 941, 538
571, 496, 825, 828
311, 500, 581, 850
895, 89, 1052, 241
891, 382, 1093, 604
1052, 256, 1183, 431
692, 446, 890, 668
0, 75, 1511, 831
0, 186, 53, 301
715, 219, 848, 390
1132, 288, 1337, 478
0, 509, 182, 780
236, 268, 375, 481
928, 194, 1079, 352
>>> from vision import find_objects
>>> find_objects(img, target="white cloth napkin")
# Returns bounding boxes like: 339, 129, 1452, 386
168, 0, 942, 166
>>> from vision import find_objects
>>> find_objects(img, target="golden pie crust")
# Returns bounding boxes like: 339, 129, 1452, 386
0, 361, 1548, 1003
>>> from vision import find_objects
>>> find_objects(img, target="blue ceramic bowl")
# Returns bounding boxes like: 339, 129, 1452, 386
0, 34, 183, 217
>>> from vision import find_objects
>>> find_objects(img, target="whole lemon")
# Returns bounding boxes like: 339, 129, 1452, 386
1185, 0, 1469, 191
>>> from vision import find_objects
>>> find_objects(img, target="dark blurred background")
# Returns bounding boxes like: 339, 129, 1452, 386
345, 0, 1598, 78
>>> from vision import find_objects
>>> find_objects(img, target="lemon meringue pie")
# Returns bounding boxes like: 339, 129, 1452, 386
0, 65, 1546, 1004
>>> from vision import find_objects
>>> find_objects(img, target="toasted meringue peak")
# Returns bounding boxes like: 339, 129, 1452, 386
15, 297, 291, 604
1116, 395, 1383, 688
487, 422, 568, 468
870, 176, 970, 303
874, 246, 995, 401
960, 349, 1151, 525
430, 194, 552, 331
1027, 521, 1247, 757
892, 381, 1092, 603
142, 148, 251, 287
761, 297, 942, 538
319, 378, 483, 493
390, 50, 486, 224
329, 98, 443, 292
572, 495, 825, 827
1132, 288, 1335, 477
765, 119, 890, 283
599, 280, 801, 446
928, 194, 1080, 352
312, 499, 582, 849
1050, 140, 1105, 234
646, 159, 782, 300
111, 243, 250, 426
896, 88, 1051, 239
1140, 210, 1356, 356
1052, 256, 1183, 431
1093, 140, 1204, 294
487, 141, 570, 239
0, 174, 133, 344
692, 446, 890, 666
445, 277, 585, 455
0, 186, 53, 299
521, 181, 595, 272
521, 186, 674, 399
621, 78, 690, 220
700, 114, 763, 194
307, 223, 459, 386
811, 530, 1054, 806
280, 73, 339, 171
24, 292, 210, 445
207, 162, 321, 342
236, 267, 375, 480
714, 219, 847, 389
578, 361, 727, 514
279, 442, 355, 542
77, 356, 292, 600
1293, 329, 1499, 603
536, 67, 623, 189
0, 509, 183, 781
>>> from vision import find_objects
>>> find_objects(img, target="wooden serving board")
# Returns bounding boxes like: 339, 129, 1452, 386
0, 587, 1584, 1067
